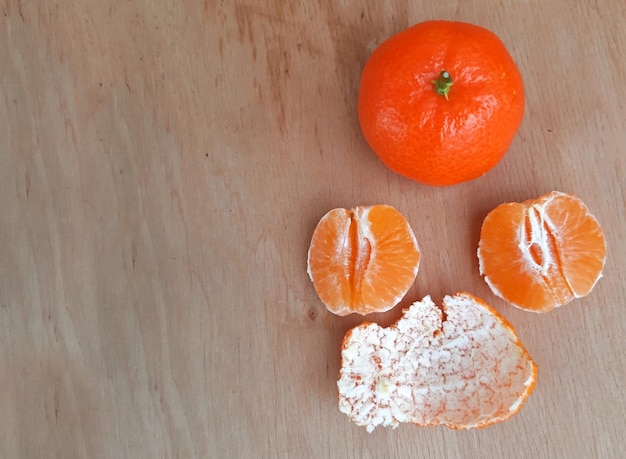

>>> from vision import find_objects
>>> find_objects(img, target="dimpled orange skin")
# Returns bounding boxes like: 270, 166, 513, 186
358, 20, 525, 186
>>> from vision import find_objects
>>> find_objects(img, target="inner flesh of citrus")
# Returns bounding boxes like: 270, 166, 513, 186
478, 191, 606, 312
307, 205, 420, 316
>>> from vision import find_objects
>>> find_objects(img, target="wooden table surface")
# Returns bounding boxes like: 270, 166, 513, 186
2, 1, 625, 458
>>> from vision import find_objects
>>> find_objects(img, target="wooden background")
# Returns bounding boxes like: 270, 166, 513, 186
2, 1, 625, 458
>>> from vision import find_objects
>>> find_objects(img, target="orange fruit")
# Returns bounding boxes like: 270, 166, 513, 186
337, 292, 537, 432
358, 20, 524, 186
478, 191, 607, 313
307, 205, 420, 316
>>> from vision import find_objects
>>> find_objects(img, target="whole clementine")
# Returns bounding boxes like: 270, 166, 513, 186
358, 20, 525, 186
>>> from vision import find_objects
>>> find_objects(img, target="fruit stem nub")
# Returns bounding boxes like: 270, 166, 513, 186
432, 71, 453, 100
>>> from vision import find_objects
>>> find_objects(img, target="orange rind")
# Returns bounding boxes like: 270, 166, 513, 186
307, 205, 420, 316
478, 191, 607, 313
337, 292, 537, 432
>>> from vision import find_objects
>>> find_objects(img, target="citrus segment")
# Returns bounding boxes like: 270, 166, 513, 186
307, 205, 420, 316
337, 293, 537, 432
478, 191, 606, 312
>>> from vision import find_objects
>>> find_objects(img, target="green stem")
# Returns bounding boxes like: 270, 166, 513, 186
431, 71, 453, 100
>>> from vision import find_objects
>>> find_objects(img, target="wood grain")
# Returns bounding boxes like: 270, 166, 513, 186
1, 1, 625, 458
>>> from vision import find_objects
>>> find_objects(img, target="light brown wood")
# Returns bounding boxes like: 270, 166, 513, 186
2, 1, 625, 457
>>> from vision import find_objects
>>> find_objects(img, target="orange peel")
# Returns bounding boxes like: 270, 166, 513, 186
337, 292, 537, 432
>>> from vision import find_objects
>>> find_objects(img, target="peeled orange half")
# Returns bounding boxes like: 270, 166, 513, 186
337, 293, 537, 432
478, 191, 607, 313
307, 205, 420, 316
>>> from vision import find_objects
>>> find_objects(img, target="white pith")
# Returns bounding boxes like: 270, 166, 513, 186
337, 294, 536, 431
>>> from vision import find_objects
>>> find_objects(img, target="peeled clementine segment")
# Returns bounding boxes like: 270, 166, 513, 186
307, 205, 420, 316
478, 191, 607, 313
337, 293, 537, 432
